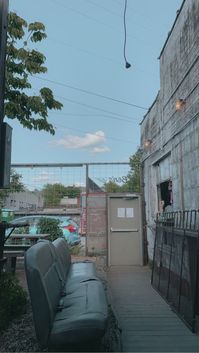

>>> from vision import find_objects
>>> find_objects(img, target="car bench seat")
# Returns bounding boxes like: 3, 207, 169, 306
25, 238, 108, 349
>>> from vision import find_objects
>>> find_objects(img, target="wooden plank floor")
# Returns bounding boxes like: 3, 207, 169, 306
107, 266, 199, 352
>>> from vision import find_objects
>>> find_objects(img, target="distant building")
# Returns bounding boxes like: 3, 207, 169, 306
4, 191, 44, 211
140, 0, 199, 259
60, 196, 79, 208
87, 177, 103, 193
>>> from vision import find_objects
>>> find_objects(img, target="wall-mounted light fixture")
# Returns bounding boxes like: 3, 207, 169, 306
144, 139, 152, 149
175, 99, 186, 111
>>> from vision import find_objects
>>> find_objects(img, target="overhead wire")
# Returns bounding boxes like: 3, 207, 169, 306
53, 94, 139, 122
87, 0, 125, 20
31, 83, 142, 123
32, 75, 148, 110
48, 0, 122, 34
47, 36, 121, 66
48, 0, 137, 41
46, 36, 157, 78
87, 0, 154, 32
48, 110, 138, 124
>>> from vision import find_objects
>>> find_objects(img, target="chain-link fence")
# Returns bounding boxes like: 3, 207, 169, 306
0, 162, 132, 214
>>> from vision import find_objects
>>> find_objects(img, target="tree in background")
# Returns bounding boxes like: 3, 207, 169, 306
0, 169, 25, 207
103, 180, 122, 193
5, 12, 63, 134
64, 185, 81, 198
42, 183, 81, 207
123, 149, 141, 192
103, 149, 141, 193
8, 169, 25, 192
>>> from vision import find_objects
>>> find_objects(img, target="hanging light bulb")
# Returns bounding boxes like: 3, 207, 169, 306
144, 139, 152, 149
123, 0, 131, 69
125, 61, 131, 69
175, 99, 186, 111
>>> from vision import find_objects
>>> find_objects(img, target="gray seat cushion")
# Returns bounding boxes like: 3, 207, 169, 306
25, 241, 62, 348
53, 238, 98, 287
50, 280, 108, 346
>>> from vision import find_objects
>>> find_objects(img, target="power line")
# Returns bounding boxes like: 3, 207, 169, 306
48, 36, 121, 67
32, 76, 148, 110
87, 0, 125, 20
48, 111, 140, 125
48, 0, 120, 34
87, 0, 153, 33
48, 0, 137, 40
54, 123, 133, 144
51, 113, 123, 117
50, 112, 137, 120
47, 36, 157, 79
54, 95, 138, 122
31, 84, 142, 123
53, 112, 125, 118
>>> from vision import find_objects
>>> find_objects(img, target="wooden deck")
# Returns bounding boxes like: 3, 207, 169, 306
107, 266, 199, 352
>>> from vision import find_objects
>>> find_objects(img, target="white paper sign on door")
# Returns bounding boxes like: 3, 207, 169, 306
117, 207, 125, 218
126, 208, 134, 218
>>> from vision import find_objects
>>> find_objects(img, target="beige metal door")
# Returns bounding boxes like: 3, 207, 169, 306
108, 194, 143, 266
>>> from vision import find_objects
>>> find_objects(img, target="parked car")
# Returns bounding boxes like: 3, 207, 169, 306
7, 215, 81, 245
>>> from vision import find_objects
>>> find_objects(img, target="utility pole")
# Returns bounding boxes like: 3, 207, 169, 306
0, 0, 9, 124
0, 0, 9, 273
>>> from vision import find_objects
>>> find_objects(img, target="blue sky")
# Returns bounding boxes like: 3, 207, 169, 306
8, 0, 182, 164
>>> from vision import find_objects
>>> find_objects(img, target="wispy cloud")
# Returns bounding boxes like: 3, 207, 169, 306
92, 146, 110, 153
32, 172, 58, 183
51, 130, 110, 153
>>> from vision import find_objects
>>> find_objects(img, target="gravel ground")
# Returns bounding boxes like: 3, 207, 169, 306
0, 256, 121, 352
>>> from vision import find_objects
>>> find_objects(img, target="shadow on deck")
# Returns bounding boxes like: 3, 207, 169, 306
107, 265, 199, 352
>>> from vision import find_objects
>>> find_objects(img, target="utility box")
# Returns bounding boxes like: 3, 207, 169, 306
0, 122, 12, 188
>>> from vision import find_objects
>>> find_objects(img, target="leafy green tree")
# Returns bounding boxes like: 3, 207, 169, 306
42, 183, 66, 207
8, 169, 25, 192
103, 150, 141, 193
0, 169, 25, 207
64, 185, 81, 198
42, 183, 81, 207
104, 180, 122, 193
5, 12, 63, 134
123, 149, 141, 192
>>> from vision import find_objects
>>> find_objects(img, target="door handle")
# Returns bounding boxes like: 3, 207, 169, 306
110, 227, 138, 232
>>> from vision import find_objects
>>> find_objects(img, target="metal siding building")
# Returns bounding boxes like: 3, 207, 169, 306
140, 0, 199, 260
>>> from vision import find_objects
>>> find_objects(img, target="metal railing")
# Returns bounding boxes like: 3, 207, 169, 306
151, 210, 199, 332
157, 210, 199, 230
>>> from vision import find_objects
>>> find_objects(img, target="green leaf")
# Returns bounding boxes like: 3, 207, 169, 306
5, 11, 63, 134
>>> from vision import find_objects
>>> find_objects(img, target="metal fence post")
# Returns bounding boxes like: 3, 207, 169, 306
0, 0, 9, 274
178, 228, 186, 312
85, 163, 89, 256
166, 216, 174, 299
151, 214, 158, 285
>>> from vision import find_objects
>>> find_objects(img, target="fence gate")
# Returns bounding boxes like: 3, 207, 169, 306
107, 193, 143, 266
